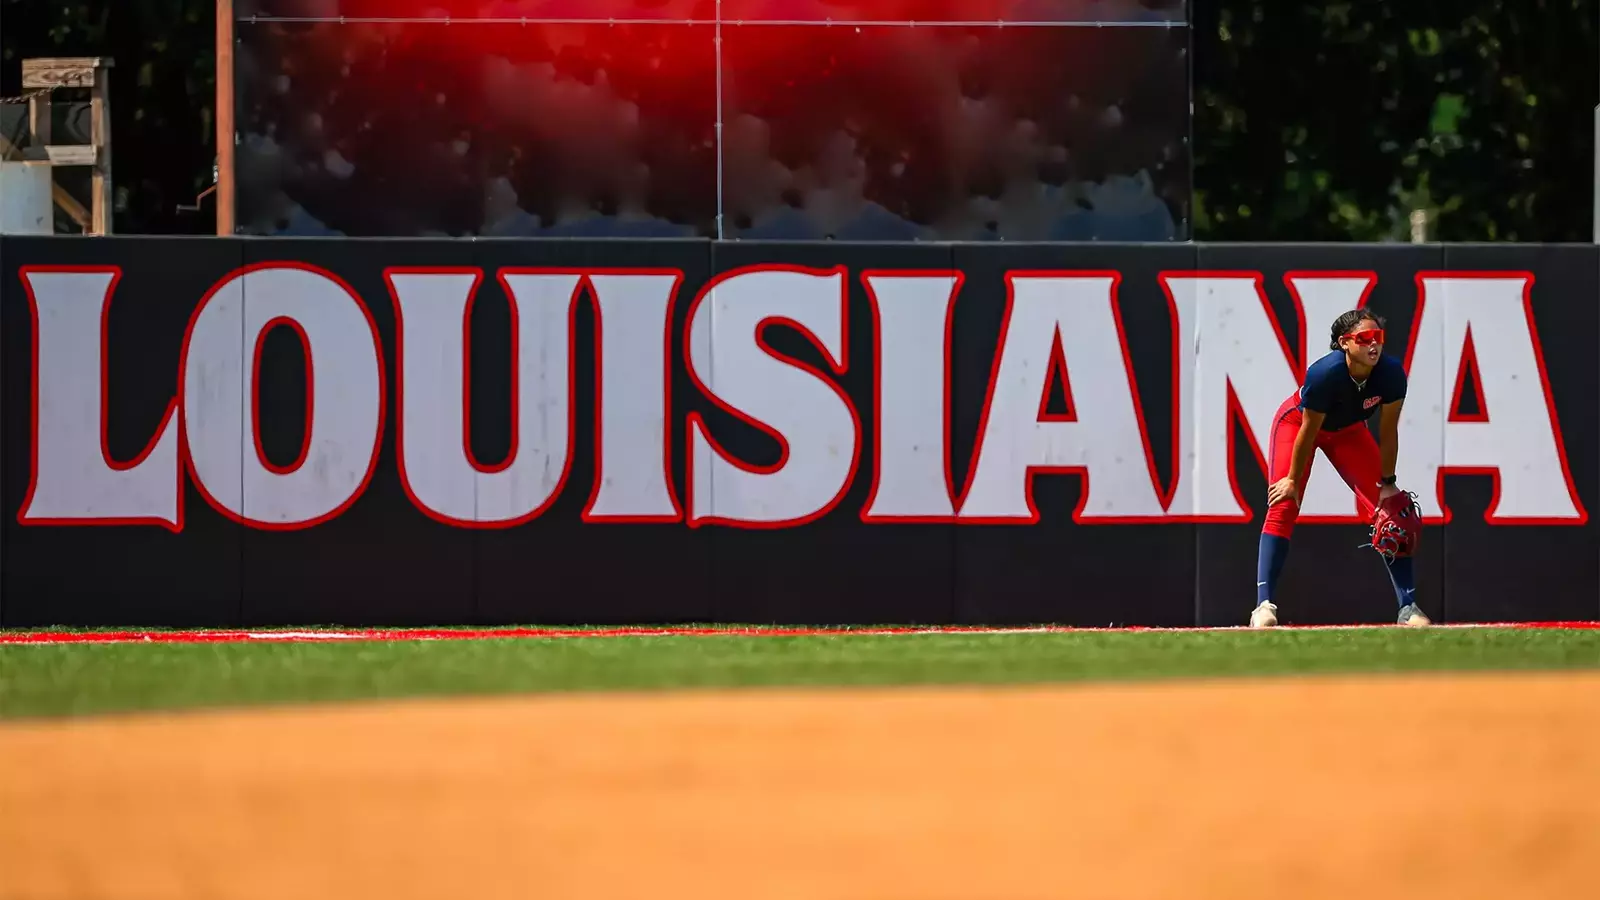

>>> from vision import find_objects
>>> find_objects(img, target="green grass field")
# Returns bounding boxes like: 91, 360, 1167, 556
4, 627, 1600, 719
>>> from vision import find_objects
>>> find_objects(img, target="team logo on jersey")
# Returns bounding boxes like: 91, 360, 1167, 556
1364, 395, 1383, 409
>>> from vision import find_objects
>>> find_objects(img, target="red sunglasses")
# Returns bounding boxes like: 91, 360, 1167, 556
1343, 328, 1385, 346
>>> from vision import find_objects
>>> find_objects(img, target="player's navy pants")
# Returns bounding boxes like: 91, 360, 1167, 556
1263, 395, 1382, 538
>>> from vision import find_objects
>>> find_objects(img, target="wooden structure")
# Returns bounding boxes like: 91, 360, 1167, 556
0, 57, 115, 234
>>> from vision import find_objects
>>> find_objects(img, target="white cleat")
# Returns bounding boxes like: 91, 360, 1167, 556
1250, 602, 1279, 628
1397, 603, 1432, 626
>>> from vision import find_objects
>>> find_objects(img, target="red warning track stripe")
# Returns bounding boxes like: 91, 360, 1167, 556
1, 622, 1597, 645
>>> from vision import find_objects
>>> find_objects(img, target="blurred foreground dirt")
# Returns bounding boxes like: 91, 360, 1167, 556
3, 670, 1598, 899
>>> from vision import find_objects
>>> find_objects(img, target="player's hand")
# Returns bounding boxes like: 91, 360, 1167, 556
1378, 483, 1401, 502
1267, 476, 1301, 508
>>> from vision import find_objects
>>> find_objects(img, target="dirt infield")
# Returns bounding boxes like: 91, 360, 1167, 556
3, 671, 1597, 900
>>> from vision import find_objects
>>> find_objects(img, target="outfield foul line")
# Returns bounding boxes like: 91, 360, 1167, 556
1, 622, 1597, 645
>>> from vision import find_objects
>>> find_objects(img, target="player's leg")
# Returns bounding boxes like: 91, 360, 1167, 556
1255, 401, 1304, 625
1320, 425, 1430, 624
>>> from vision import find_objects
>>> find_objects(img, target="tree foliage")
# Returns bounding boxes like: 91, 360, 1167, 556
1192, 0, 1599, 242
3, 1, 1596, 240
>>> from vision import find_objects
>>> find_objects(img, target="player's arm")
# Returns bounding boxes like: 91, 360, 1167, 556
1377, 399, 1403, 500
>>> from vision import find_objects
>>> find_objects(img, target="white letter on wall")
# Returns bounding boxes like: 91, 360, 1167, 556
860, 271, 961, 521
958, 273, 1165, 522
686, 266, 859, 527
386, 269, 577, 527
583, 272, 683, 522
18, 268, 181, 528
1161, 272, 1378, 521
1400, 273, 1586, 523
184, 264, 383, 529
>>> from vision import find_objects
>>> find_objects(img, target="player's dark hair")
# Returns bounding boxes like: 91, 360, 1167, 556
1330, 309, 1386, 350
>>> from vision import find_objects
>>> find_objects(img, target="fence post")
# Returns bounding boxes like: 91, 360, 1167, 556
216, 0, 236, 236
1409, 209, 1429, 244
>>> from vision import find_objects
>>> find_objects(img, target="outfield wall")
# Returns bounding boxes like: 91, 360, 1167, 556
2, 237, 1596, 627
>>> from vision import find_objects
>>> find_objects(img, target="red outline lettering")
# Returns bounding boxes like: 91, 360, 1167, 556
384, 267, 579, 529
684, 264, 861, 530
16, 266, 183, 531
463, 271, 516, 474
859, 270, 961, 524
181, 261, 386, 533
580, 269, 686, 525
1406, 271, 1588, 526
1282, 270, 1377, 525
1037, 330, 1078, 422
956, 270, 1164, 525
250, 316, 314, 476
490, 269, 583, 529
1447, 324, 1489, 423
1155, 270, 1306, 523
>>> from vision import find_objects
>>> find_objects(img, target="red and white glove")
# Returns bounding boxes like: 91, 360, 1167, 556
1366, 491, 1423, 561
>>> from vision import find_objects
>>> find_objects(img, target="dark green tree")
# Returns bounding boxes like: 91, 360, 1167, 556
1192, 0, 1599, 242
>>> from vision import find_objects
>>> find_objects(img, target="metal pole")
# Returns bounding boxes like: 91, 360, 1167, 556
1593, 104, 1599, 243
714, 0, 724, 240
216, 0, 236, 236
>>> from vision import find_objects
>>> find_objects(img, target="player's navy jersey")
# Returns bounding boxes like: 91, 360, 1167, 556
1295, 350, 1407, 431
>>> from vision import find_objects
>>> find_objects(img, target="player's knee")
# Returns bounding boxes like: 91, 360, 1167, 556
1262, 504, 1298, 539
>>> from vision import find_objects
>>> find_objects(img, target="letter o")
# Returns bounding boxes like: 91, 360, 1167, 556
182, 264, 384, 528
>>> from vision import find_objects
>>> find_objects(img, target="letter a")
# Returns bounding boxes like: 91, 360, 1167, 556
1401, 273, 1586, 524
959, 273, 1165, 522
